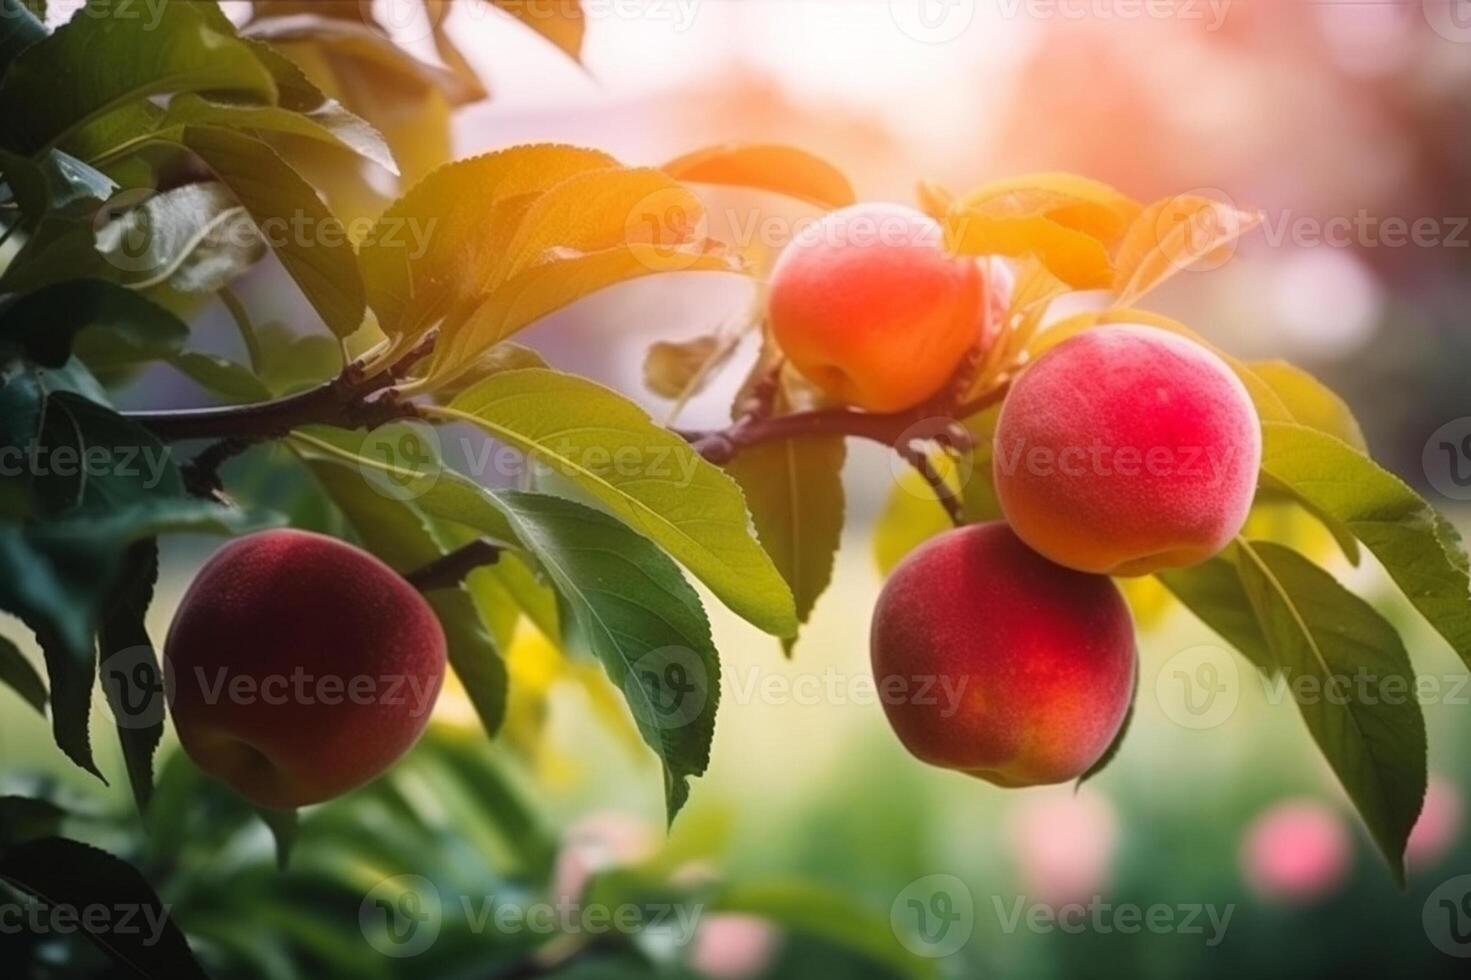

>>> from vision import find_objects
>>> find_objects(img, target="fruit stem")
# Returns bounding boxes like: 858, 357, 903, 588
404, 538, 504, 592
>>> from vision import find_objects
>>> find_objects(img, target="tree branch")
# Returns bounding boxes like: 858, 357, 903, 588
405, 539, 504, 592
681, 384, 1009, 463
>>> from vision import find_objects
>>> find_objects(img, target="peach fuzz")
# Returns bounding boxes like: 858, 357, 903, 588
768, 202, 1002, 413
870, 522, 1136, 787
993, 323, 1262, 576
165, 529, 446, 809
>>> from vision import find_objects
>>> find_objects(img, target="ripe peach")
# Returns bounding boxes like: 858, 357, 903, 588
870, 522, 1136, 787
768, 203, 1002, 412
993, 324, 1261, 576
165, 529, 446, 809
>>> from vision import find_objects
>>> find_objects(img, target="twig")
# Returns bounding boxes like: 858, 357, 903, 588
404, 538, 503, 591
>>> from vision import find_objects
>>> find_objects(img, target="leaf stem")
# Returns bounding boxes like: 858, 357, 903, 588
404, 538, 503, 591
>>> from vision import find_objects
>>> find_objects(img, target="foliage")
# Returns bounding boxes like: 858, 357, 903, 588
0, 2, 1467, 976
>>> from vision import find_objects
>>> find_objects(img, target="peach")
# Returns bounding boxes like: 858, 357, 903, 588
870, 522, 1136, 787
165, 529, 446, 809
768, 203, 1002, 412
993, 324, 1261, 576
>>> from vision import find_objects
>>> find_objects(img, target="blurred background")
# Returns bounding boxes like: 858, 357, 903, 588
4, 1, 1471, 977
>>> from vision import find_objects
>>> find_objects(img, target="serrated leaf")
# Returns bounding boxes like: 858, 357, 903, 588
0, 0, 276, 155
0, 279, 189, 369
726, 433, 845, 655
1259, 422, 1471, 670
1233, 539, 1426, 882
663, 143, 856, 210
0, 147, 115, 218
0, 838, 211, 979
159, 92, 397, 174
97, 538, 163, 815
441, 369, 798, 637
1111, 194, 1261, 307
430, 242, 741, 386
494, 491, 719, 821
1156, 556, 1275, 676
0, 634, 46, 715
1247, 359, 1367, 452
359, 144, 616, 341
93, 182, 266, 293
180, 126, 366, 338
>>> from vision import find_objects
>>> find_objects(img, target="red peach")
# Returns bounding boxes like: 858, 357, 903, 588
768, 203, 1002, 412
993, 324, 1262, 576
165, 529, 446, 809
870, 522, 1137, 787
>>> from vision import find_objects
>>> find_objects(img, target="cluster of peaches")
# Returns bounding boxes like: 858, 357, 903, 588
768, 201, 1261, 788
162, 198, 1260, 810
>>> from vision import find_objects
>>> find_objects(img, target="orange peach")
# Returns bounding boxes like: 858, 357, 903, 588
165, 530, 446, 809
993, 324, 1261, 576
768, 203, 1002, 412
870, 522, 1136, 787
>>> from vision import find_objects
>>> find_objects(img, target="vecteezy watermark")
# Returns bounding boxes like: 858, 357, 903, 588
727, 665, 970, 717
359, 875, 703, 959
354, 420, 705, 501
1424, 874, 1471, 958
1424, 0, 1471, 44
630, 645, 709, 730
1424, 417, 1471, 502
888, 0, 1233, 44
890, 877, 1233, 958
100, 644, 168, 731
1155, 644, 1241, 731
0, 899, 174, 948
891, 875, 975, 959
0, 440, 173, 490
992, 437, 1241, 488
1252, 209, 1471, 251
178, 666, 442, 718
992, 895, 1233, 946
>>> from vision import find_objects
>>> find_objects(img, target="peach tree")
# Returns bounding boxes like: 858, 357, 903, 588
1, 1, 1468, 975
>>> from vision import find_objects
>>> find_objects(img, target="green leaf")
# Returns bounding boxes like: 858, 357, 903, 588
712, 880, 938, 980
0, 147, 115, 218
0, 279, 190, 368
1247, 359, 1367, 451
93, 182, 267, 292
168, 350, 274, 403
1259, 421, 1471, 669
0, 838, 211, 979
442, 369, 798, 637
179, 126, 366, 338
0, 0, 276, 154
0, 384, 277, 777
0, 796, 65, 849
493, 490, 719, 821
359, 144, 616, 341
0, 633, 46, 715
1156, 556, 1276, 676
1233, 539, 1426, 883
302, 457, 507, 737
97, 538, 163, 815
0, 0, 47, 78
726, 434, 845, 655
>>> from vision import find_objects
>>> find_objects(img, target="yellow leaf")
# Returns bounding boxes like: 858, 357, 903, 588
490, 167, 708, 290
488, 0, 586, 63
359, 144, 616, 337
955, 172, 1141, 242
915, 180, 954, 221
430, 243, 743, 385
1111, 194, 1261, 307
663, 143, 856, 211
966, 255, 1069, 398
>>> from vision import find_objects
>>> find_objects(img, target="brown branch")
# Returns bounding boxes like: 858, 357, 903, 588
405, 538, 504, 592
123, 335, 439, 443
682, 384, 1009, 463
